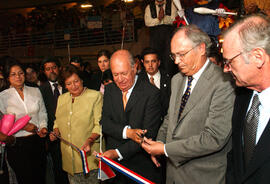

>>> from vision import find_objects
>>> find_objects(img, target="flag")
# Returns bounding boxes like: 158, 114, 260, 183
98, 159, 116, 181
96, 153, 155, 184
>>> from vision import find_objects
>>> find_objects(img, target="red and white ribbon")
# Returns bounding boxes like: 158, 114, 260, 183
96, 153, 155, 184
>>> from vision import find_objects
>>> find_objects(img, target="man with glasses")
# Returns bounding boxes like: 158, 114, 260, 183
141, 25, 235, 184
223, 14, 270, 184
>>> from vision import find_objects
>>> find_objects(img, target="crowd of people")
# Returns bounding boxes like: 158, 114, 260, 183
0, 6, 269, 184
1, 2, 144, 36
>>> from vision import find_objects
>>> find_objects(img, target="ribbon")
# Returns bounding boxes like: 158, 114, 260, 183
96, 153, 155, 184
52, 133, 90, 175
79, 150, 90, 175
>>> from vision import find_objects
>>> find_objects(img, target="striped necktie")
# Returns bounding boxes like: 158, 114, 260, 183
178, 76, 193, 119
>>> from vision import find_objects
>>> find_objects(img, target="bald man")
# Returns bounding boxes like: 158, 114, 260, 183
100, 50, 162, 183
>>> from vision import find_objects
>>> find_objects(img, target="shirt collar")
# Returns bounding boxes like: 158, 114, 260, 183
253, 87, 270, 110
192, 59, 210, 81
124, 75, 138, 95
49, 81, 58, 87
147, 70, 160, 80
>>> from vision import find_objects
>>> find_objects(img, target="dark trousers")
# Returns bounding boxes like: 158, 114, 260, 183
0, 152, 9, 184
149, 25, 178, 76
7, 134, 46, 184
48, 139, 69, 184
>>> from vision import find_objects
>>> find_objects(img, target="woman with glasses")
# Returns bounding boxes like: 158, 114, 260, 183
0, 56, 48, 184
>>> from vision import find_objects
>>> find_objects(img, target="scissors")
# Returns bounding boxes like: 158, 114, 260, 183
136, 130, 146, 145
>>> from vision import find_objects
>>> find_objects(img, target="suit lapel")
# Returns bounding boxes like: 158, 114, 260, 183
125, 79, 142, 112
46, 81, 54, 99
160, 70, 169, 90
243, 116, 270, 181
243, 119, 270, 180
233, 88, 253, 178
111, 84, 125, 123
172, 74, 185, 128
178, 62, 212, 121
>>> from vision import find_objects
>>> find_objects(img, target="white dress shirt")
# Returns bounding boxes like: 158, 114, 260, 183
147, 70, 161, 89
49, 81, 63, 95
248, 88, 270, 144
182, 59, 210, 95
0, 85, 48, 137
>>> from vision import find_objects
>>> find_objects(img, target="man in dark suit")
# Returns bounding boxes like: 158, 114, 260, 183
223, 14, 270, 184
141, 25, 235, 184
39, 57, 69, 184
139, 47, 171, 117
100, 50, 162, 183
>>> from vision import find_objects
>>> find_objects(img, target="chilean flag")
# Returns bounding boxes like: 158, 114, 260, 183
96, 153, 155, 184
98, 158, 116, 180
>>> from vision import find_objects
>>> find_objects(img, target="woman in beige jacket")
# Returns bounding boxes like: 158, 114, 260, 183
50, 64, 103, 184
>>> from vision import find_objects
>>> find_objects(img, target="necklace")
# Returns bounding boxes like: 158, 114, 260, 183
71, 87, 86, 103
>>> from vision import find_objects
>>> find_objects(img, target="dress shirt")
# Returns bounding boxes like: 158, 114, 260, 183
247, 88, 270, 144
99, 83, 105, 95
147, 70, 161, 89
0, 85, 47, 137
116, 76, 138, 160
144, 1, 177, 27
49, 81, 63, 95
164, 59, 210, 157
182, 59, 210, 95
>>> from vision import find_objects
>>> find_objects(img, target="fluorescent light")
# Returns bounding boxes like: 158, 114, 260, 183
81, 4, 93, 8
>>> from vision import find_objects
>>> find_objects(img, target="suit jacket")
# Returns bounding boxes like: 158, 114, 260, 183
157, 62, 235, 184
138, 69, 171, 117
39, 81, 67, 131
226, 88, 270, 184
90, 71, 102, 91
100, 79, 162, 183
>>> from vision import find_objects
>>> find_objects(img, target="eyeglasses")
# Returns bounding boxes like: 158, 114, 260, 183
223, 52, 243, 67
9, 71, 24, 78
169, 45, 198, 61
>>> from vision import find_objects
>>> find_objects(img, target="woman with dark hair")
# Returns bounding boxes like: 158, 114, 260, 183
25, 63, 41, 87
50, 64, 102, 184
90, 49, 111, 91
0, 56, 48, 184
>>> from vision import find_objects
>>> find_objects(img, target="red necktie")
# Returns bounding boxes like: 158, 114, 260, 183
150, 76, 156, 86
158, 4, 165, 21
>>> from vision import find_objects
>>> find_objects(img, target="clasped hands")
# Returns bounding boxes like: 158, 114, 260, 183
101, 128, 147, 160
23, 123, 47, 138
129, 128, 165, 168
103, 128, 165, 167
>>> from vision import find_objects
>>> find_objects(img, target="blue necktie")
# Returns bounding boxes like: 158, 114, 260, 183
179, 76, 193, 119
